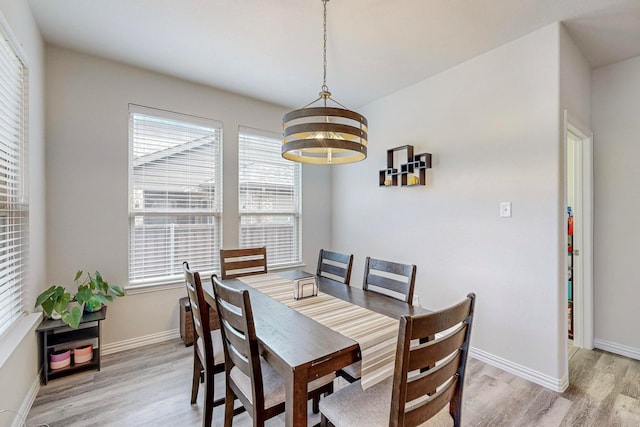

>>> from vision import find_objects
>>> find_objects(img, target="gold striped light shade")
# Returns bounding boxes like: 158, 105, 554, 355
282, 105, 368, 165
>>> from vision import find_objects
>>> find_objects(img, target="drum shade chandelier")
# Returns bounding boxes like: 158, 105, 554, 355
282, 0, 368, 165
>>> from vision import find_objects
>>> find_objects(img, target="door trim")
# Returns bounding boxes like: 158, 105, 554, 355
564, 110, 594, 351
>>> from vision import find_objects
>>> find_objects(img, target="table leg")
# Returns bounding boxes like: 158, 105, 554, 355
285, 366, 309, 427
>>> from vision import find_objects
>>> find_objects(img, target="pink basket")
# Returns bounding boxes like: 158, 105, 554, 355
50, 349, 71, 370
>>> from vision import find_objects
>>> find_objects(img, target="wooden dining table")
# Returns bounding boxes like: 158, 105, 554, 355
201, 270, 428, 427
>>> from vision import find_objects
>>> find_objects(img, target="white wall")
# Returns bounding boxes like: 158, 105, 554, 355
44, 46, 331, 347
0, 0, 46, 419
332, 24, 568, 388
592, 55, 640, 357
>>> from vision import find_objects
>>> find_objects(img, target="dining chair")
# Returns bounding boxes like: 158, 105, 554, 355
338, 256, 418, 383
316, 249, 354, 285
183, 262, 226, 427
211, 275, 335, 427
220, 246, 268, 280
363, 256, 417, 303
320, 293, 476, 427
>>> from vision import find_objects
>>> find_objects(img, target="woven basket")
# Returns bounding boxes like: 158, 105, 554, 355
179, 297, 220, 346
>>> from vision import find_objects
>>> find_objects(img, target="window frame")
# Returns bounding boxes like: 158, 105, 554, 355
238, 126, 302, 269
127, 105, 223, 290
0, 13, 29, 337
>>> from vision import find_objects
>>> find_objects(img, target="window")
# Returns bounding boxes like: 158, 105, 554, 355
0, 20, 28, 337
129, 105, 222, 287
239, 127, 301, 267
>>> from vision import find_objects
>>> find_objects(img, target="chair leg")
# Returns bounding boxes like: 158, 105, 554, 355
224, 384, 235, 427
191, 352, 202, 404
312, 395, 320, 414
203, 369, 214, 427
313, 380, 334, 414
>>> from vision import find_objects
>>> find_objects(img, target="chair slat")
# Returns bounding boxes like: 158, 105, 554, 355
411, 297, 472, 338
367, 274, 411, 295
320, 263, 348, 278
406, 352, 461, 402
323, 250, 351, 264
404, 375, 457, 426
368, 258, 414, 276
408, 324, 467, 371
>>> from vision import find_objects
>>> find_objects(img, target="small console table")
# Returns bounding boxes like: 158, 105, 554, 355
36, 306, 106, 385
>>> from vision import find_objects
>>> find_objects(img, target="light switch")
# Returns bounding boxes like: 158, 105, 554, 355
500, 202, 512, 218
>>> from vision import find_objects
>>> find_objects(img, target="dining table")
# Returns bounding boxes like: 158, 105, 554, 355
201, 269, 429, 427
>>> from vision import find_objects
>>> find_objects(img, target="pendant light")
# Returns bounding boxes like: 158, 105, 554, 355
282, 0, 368, 165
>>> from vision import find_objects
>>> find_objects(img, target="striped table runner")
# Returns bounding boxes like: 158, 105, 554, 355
239, 273, 399, 389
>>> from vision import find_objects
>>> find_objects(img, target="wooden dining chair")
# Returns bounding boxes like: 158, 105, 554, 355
211, 275, 335, 427
220, 246, 268, 280
363, 256, 417, 303
316, 249, 354, 285
320, 293, 476, 427
338, 257, 418, 383
183, 262, 226, 427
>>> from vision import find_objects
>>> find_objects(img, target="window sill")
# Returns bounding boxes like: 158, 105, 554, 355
124, 263, 307, 295
0, 313, 41, 370
124, 280, 185, 295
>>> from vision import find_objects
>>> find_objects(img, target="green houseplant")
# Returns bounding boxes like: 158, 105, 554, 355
35, 270, 125, 328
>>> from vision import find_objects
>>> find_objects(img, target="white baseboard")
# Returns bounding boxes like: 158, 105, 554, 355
594, 338, 640, 361
470, 346, 568, 392
6, 374, 40, 427
101, 329, 181, 355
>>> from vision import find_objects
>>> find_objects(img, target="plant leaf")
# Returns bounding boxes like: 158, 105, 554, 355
109, 285, 125, 297
74, 270, 83, 282
53, 292, 71, 314
35, 286, 58, 308
93, 293, 111, 305
61, 306, 82, 329
75, 286, 93, 304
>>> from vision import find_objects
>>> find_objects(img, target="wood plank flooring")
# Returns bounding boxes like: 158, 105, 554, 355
26, 339, 640, 426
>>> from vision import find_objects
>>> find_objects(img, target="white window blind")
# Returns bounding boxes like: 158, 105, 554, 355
239, 127, 301, 267
0, 19, 28, 337
129, 105, 222, 287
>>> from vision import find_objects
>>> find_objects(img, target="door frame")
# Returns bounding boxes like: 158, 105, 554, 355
564, 111, 594, 350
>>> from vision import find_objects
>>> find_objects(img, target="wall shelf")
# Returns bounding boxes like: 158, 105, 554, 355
379, 145, 432, 187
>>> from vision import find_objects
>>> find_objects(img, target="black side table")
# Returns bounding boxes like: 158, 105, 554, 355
36, 306, 107, 384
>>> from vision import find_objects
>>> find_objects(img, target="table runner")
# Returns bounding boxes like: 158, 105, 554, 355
239, 273, 399, 389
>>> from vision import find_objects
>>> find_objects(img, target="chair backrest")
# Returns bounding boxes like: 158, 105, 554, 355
389, 293, 476, 427
183, 262, 214, 370
211, 275, 264, 413
220, 247, 268, 280
362, 257, 417, 303
316, 249, 354, 285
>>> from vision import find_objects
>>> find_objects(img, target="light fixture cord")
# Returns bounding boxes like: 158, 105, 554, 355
322, 0, 329, 98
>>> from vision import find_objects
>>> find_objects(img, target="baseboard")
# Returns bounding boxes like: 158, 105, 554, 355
5, 374, 40, 427
470, 346, 568, 392
594, 338, 640, 361
101, 329, 180, 355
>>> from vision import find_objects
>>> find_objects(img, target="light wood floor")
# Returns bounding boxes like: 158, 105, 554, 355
27, 339, 640, 426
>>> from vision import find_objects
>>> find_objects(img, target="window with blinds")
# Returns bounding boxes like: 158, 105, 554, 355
129, 105, 222, 287
239, 127, 301, 267
0, 20, 28, 337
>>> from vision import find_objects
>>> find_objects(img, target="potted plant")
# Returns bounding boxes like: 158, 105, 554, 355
35, 270, 125, 328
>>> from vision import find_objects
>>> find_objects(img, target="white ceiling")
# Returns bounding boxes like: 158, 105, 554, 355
27, 0, 640, 109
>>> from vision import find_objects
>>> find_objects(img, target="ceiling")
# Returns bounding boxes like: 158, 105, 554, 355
27, 0, 640, 109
